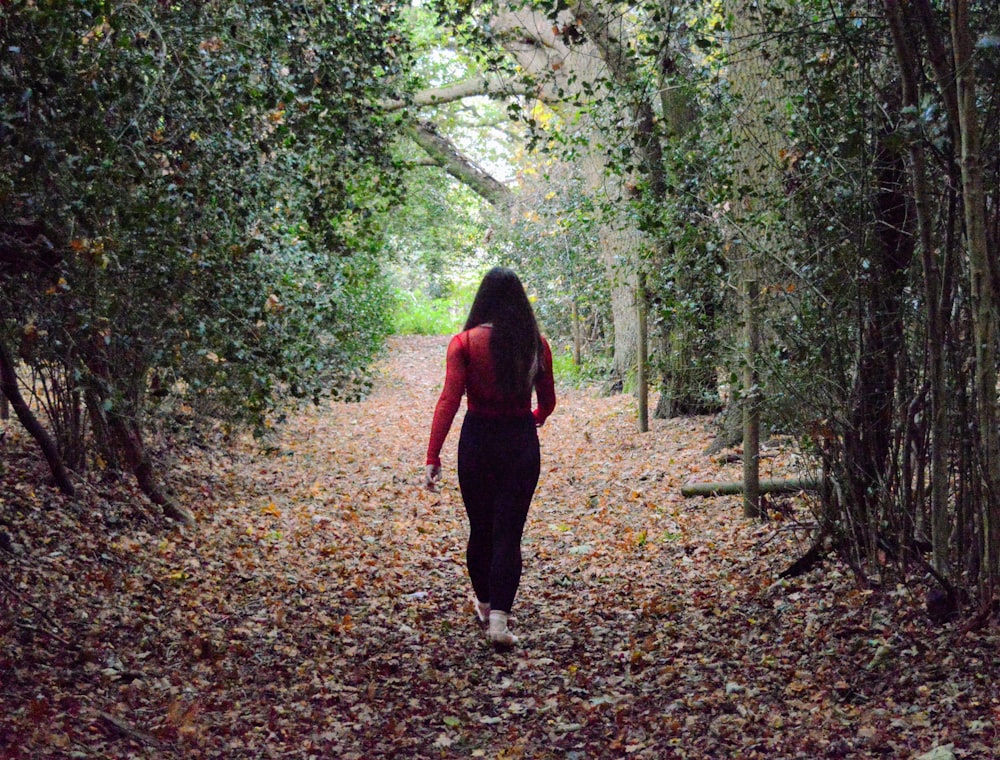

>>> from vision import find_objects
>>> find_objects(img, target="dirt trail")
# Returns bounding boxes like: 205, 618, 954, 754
4, 335, 995, 758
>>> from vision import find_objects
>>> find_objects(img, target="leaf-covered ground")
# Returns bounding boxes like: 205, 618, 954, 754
2, 335, 998, 759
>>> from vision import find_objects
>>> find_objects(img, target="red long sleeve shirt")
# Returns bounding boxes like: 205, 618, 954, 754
426, 325, 556, 467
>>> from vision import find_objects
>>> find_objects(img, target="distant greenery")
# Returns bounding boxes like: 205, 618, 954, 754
392, 278, 481, 335
550, 350, 584, 386
392, 289, 464, 335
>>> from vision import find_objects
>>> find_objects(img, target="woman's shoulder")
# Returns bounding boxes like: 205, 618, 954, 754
454, 324, 492, 342
449, 325, 488, 352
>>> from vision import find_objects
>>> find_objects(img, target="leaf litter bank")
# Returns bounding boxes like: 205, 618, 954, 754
1, 335, 997, 758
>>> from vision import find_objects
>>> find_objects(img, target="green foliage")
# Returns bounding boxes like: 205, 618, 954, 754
415, 0, 1000, 596
392, 289, 466, 336
0, 0, 407, 460
550, 347, 610, 388
549, 350, 581, 384
385, 167, 491, 300
723, 0, 891, 419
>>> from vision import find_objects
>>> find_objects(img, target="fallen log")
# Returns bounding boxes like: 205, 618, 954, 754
681, 475, 820, 498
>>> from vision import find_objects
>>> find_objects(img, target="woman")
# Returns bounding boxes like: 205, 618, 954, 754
425, 267, 556, 648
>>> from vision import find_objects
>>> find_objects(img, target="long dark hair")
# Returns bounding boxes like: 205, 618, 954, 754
464, 267, 542, 399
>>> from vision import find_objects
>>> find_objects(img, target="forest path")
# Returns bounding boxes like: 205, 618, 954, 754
192, 333, 808, 757
5, 335, 987, 759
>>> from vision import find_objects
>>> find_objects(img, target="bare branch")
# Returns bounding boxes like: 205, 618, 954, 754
404, 121, 511, 206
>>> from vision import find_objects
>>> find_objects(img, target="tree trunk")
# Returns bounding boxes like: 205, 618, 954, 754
491, 1, 667, 387
654, 305, 723, 418
108, 414, 194, 525
742, 279, 760, 518
569, 0, 670, 388
571, 299, 582, 366
82, 352, 194, 525
652, 48, 720, 419
719, 0, 786, 447
837, 125, 914, 565
637, 276, 648, 432
0, 338, 75, 496
951, 0, 1000, 598
601, 223, 641, 384
883, 0, 953, 576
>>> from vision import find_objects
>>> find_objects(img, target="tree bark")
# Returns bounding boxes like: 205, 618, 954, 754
571, 299, 582, 365
82, 350, 194, 525
568, 0, 669, 387
651, 43, 717, 419
567, 0, 666, 196
602, 227, 641, 382
717, 0, 787, 456
489, 2, 649, 382
0, 338, 75, 496
637, 276, 648, 432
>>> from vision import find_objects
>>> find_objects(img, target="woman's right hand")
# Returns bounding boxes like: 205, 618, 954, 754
425, 464, 441, 491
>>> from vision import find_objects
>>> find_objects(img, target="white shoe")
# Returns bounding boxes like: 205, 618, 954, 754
473, 598, 490, 624
488, 610, 518, 649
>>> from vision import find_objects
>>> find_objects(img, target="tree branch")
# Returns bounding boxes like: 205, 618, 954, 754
0, 338, 75, 496
382, 74, 531, 112
405, 121, 511, 206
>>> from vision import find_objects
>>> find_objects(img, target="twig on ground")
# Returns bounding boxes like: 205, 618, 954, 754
1, 575, 75, 648
96, 711, 167, 752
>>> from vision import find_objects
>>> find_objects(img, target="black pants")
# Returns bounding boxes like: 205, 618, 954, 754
457, 413, 541, 614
